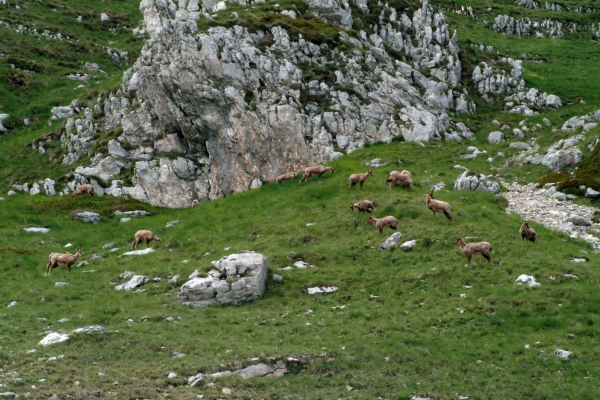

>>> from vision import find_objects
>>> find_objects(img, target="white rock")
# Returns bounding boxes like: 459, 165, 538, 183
307, 286, 338, 295
166, 220, 182, 227
400, 239, 418, 250
39, 332, 70, 346
294, 261, 316, 269
554, 349, 572, 360
514, 274, 541, 287
24, 227, 50, 233
73, 326, 107, 334
585, 187, 600, 198
101, 13, 109, 21
55, 282, 69, 287
121, 248, 154, 256
380, 232, 403, 249
73, 211, 101, 223
7, 301, 17, 308
115, 275, 149, 291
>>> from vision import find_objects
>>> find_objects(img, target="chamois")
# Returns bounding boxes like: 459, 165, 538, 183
350, 200, 374, 213
131, 230, 162, 249
426, 191, 454, 222
73, 184, 94, 196
367, 215, 398, 233
46, 249, 84, 275
385, 170, 412, 189
454, 236, 492, 265
519, 222, 537, 242
348, 170, 373, 187
298, 165, 334, 183
275, 172, 298, 183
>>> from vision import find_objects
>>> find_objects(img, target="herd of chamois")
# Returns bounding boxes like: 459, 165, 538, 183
45, 164, 537, 274
280, 164, 537, 265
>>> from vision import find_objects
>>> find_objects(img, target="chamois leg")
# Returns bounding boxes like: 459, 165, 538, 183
467, 255, 472, 265
483, 253, 492, 264
443, 210, 454, 223
46, 262, 53, 275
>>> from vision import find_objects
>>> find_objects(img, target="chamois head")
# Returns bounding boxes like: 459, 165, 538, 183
367, 215, 376, 225
366, 170, 373, 177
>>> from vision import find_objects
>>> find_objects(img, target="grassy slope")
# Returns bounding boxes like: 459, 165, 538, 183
0, 0, 599, 398
0, 0, 144, 186
1, 141, 599, 399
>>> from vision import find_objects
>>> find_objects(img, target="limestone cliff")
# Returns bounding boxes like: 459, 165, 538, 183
67, 0, 476, 207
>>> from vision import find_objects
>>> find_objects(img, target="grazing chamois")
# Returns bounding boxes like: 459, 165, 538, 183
298, 165, 334, 183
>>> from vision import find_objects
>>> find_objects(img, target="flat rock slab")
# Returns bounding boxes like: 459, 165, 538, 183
400, 239, 418, 251
24, 227, 50, 233
307, 286, 338, 295
177, 251, 269, 308
39, 332, 70, 346
115, 275, 149, 291
74, 211, 101, 223
293, 261, 317, 269
121, 248, 154, 256
72, 325, 107, 334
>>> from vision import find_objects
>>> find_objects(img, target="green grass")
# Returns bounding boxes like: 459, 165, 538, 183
0, 142, 598, 398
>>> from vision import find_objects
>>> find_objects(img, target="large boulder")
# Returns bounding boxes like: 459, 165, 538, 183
454, 170, 500, 194
177, 251, 269, 308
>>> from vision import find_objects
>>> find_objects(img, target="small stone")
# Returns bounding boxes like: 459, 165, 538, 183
168, 372, 177, 378
272, 274, 284, 282
514, 274, 540, 287
400, 239, 417, 251
554, 349, 572, 360
222, 388, 232, 395
585, 187, 600, 198
120, 217, 131, 222
166, 220, 182, 228
55, 282, 69, 287
101, 13, 109, 21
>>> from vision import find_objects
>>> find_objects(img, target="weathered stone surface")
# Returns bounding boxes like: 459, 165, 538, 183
75, 0, 469, 208
73, 211, 101, 223
379, 232, 403, 249
39, 332, 70, 346
585, 187, 600, 198
115, 275, 149, 290
307, 286, 338, 294
400, 239, 418, 250
514, 274, 541, 287
509, 142, 530, 150
567, 216, 592, 226
488, 131, 505, 144
306, 0, 353, 29
454, 170, 500, 194
72, 325, 107, 334
177, 251, 269, 308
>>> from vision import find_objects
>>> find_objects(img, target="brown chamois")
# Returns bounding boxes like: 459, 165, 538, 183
350, 200, 374, 213
131, 230, 162, 249
385, 170, 412, 189
426, 191, 454, 222
454, 236, 492, 265
46, 249, 84, 275
298, 165, 335, 183
275, 171, 299, 183
367, 215, 398, 233
73, 184, 94, 196
519, 222, 537, 242
348, 170, 373, 187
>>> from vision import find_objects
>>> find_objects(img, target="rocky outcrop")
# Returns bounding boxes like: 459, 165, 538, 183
177, 251, 269, 308
523, 135, 583, 172
454, 170, 501, 194
62, 0, 473, 208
